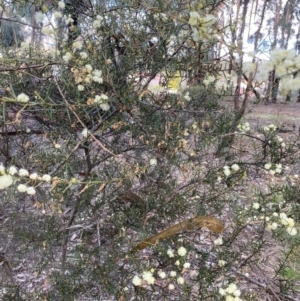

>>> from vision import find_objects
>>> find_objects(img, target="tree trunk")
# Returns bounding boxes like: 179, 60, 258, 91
272, 78, 280, 103
233, 0, 249, 111
228, 0, 240, 75
66, 1, 83, 44
267, 0, 282, 104
282, 0, 296, 101
248, 0, 267, 103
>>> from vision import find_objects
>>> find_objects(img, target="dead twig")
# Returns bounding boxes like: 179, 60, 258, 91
231, 266, 299, 301
54, 78, 132, 167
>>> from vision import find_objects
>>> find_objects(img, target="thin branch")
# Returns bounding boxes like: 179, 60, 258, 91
54, 78, 132, 167
0, 62, 58, 73
0, 17, 40, 29
231, 267, 299, 301
50, 140, 82, 175
97, 220, 101, 259
137, 36, 189, 95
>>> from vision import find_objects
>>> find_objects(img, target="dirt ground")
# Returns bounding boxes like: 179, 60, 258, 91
247, 102, 300, 129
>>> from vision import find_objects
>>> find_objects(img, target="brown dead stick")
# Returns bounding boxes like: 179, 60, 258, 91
133, 216, 224, 252
0, 253, 14, 283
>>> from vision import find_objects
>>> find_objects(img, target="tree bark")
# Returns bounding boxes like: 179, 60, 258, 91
267, 0, 282, 104
233, 0, 249, 111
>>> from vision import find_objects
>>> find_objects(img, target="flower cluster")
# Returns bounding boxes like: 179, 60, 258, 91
65, 14, 74, 25
177, 138, 188, 149
183, 92, 191, 101
270, 49, 297, 79
276, 212, 297, 236
41, 26, 54, 35
0, 174, 13, 190
264, 162, 282, 175
149, 158, 157, 166
72, 65, 104, 87
132, 270, 155, 286
261, 48, 300, 95
262, 124, 286, 162
91, 69, 103, 84
252, 203, 297, 236
215, 79, 231, 92
264, 213, 297, 236
223, 164, 240, 177
0, 163, 51, 196
35, 11, 44, 24
63, 52, 72, 62
263, 123, 277, 132
274, 135, 285, 148
93, 15, 104, 29
16, 93, 30, 103
153, 13, 168, 22
214, 237, 223, 246
188, 11, 217, 41
242, 61, 257, 75
218, 259, 227, 267
72, 39, 84, 52
203, 75, 216, 86
77, 84, 84, 91
237, 122, 250, 133
20, 42, 30, 51
54, 11, 63, 19
219, 283, 242, 301
132, 246, 190, 289
58, 1, 65, 9
91, 94, 110, 111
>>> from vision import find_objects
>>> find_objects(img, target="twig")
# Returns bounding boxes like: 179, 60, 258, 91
209, 251, 299, 301
97, 220, 101, 259
0, 62, 58, 72
54, 78, 132, 267
50, 140, 82, 175
264, 281, 283, 301
0, 17, 40, 29
231, 266, 299, 301
3, 236, 12, 253
0, 253, 14, 283
54, 78, 132, 167
60, 183, 87, 268
136, 37, 189, 95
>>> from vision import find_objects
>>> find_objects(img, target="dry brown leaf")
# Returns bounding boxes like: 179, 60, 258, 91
98, 183, 106, 191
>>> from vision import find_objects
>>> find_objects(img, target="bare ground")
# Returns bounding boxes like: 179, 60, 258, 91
247, 102, 300, 129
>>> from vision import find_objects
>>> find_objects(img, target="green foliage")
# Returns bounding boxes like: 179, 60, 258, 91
0, 0, 299, 300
